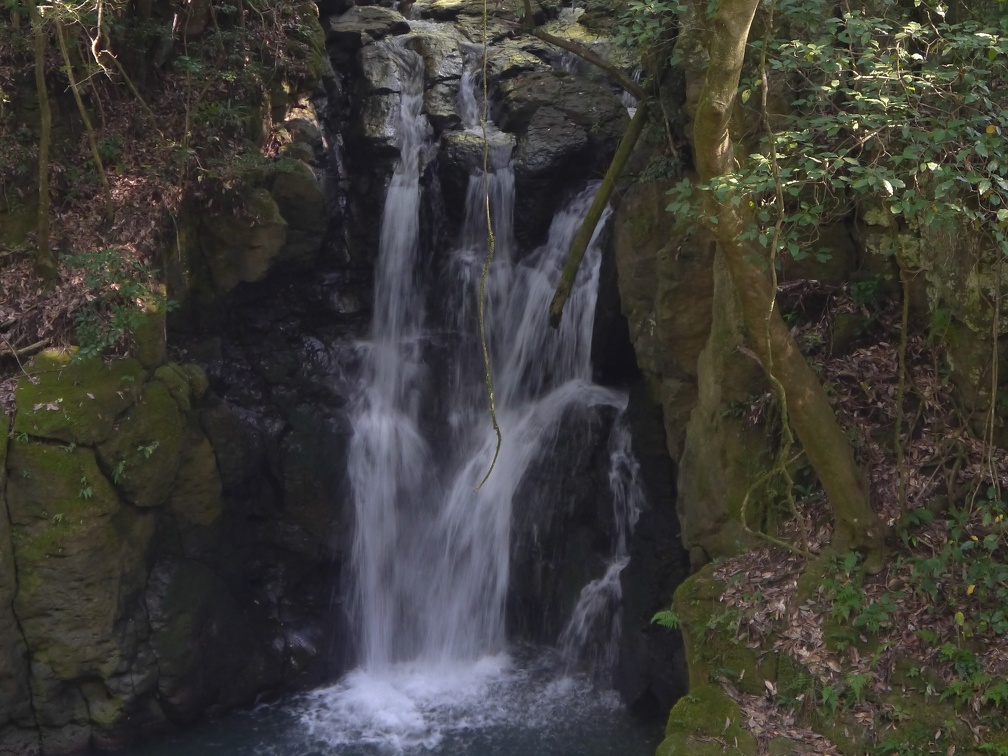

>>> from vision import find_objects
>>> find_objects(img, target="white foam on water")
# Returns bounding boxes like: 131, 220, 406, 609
296, 653, 622, 753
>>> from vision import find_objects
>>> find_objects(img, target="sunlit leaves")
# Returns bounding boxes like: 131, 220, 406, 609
663, 1, 1008, 261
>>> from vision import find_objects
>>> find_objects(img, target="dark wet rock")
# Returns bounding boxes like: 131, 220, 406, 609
436, 130, 515, 230
508, 402, 619, 644
496, 70, 628, 246
323, 5, 410, 63
614, 385, 690, 718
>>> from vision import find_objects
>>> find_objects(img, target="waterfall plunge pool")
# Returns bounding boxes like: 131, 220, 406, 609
123, 647, 660, 755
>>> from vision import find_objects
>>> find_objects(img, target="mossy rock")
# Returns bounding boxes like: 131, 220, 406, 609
767, 736, 808, 755
656, 684, 758, 756
168, 435, 223, 557
80, 681, 126, 729
153, 362, 208, 413
871, 689, 964, 755
0, 413, 8, 477
200, 187, 288, 293
0, 198, 38, 248
268, 157, 325, 265
288, 1, 335, 87
673, 565, 777, 696
5, 439, 155, 698
13, 351, 145, 445
130, 296, 168, 369
97, 381, 185, 508
6, 441, 120, 556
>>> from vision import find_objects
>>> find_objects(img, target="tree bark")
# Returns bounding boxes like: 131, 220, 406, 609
692, 0, 886, 567
25, 0, 55, 282
56, 17, 114, 222
549, 102, 649, 326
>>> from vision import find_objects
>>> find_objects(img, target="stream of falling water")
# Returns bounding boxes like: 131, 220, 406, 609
127, 36, 659, 756
309, 34, 648, 751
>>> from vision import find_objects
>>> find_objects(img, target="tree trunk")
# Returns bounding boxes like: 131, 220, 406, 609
692, 0, 886, 568
25, 0, 55, 281
550, 103, 649, 327
56, 17, 114, 222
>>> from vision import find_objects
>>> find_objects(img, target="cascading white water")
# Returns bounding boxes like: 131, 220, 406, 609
559, 418, 645, 680
307, 34, 650, 752
348, 40, 433, 669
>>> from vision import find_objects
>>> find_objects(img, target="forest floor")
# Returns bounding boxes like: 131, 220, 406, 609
0, 18, 196, 408
699, 285, 1008, 755
0, 5, 308, 414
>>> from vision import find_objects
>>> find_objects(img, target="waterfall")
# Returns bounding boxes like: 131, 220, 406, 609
559, 418, 644, 681
308, 30, 650, 751
348, 40, 433, 669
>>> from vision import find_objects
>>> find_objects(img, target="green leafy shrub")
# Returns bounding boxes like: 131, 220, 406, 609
65, 248, 170, 361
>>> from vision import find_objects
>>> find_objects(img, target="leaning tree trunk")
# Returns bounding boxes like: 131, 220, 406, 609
550, 102, 649, 326
25, 0, 55, 281
692, 0, 886, 569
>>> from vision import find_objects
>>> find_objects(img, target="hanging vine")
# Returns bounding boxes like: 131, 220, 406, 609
474, 0, 502, 490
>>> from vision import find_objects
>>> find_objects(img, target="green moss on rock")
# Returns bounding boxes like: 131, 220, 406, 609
656, 684, 758, 756
674, 565, 777, 696
130, 296, 168, 369
13, 351, 145, 445
97, 381, 185, 508
4, 439, 156, 694
153, 362, 207, 413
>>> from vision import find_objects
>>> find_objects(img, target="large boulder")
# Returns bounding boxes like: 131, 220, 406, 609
96, 380, 186, 509
184, 158, 326, 298
507, 402, 619, 644
198, 188, 289, 294
5, 441, 157, 752
13, 352, 145, 446
404, 28, 465, 131
323, 5, 410, 64
269, 158, 327, 266
496, 70, 628, 246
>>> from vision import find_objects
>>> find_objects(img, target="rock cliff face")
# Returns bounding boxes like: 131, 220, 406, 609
0, 348, 349, 754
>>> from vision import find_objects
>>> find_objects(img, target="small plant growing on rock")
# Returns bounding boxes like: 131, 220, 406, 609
78, 474, 92, 500
651, 608, 680, 629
